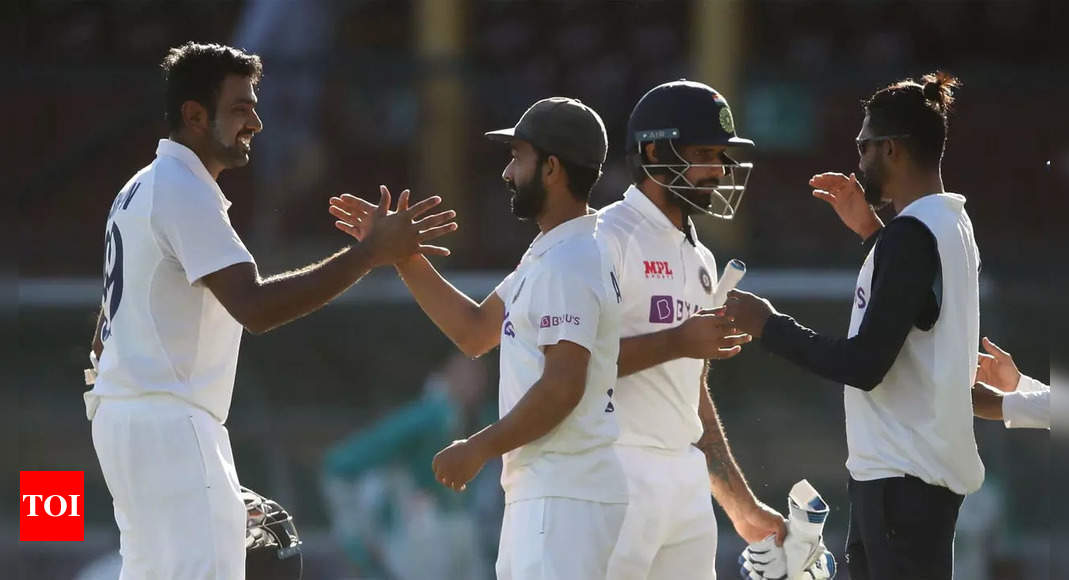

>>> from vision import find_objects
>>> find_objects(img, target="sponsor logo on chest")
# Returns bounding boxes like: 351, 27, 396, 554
648, 295, 702, 324
643, 260, 674, 279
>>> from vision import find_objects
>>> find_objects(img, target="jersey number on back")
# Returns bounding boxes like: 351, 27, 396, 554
100, 222, 124, 341
101, 182, 139, 340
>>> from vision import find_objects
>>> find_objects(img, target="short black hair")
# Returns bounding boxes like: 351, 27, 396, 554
863, 71, 960, 169
535, 148, 602, 202
161, 42, 263, 132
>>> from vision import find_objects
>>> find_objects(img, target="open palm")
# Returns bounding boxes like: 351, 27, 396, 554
810, 172, 883, 239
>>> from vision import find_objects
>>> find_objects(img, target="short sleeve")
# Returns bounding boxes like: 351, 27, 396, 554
494, 268, 520, 302
152, 182, 254, 285
527, 267, 601, 352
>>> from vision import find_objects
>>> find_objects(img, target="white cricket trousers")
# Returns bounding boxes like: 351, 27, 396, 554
606, 445, 718, 580
90, 394, 246, 579
496, 497, 626, 580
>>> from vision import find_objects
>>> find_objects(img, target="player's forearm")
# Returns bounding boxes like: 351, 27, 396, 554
247, 246, 374, 334
618, 328, 680, 377
396, 256, 497, 357
697, 385, 758, 517
469, 375, 583, 457
91, 306, 104, 359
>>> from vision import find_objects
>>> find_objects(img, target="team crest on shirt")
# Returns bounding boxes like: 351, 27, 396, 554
699, 266, 713, 294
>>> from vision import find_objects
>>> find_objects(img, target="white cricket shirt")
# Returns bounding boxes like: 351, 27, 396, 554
493, 213, 628, 505
845, 193, 984, 495
86, 139, 255, 423
596, 186, 718, 450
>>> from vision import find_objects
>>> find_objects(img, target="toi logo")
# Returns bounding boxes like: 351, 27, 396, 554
20, 471, 84, 541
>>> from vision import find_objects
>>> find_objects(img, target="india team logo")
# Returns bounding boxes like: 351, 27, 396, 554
719, 107, 735, 134
699, 266, 713, 294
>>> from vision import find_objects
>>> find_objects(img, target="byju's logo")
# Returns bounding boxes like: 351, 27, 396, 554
539, 314, 581, 328
20, 471, 84, 541
649, 295, 674, 323
648, 295, 700, 324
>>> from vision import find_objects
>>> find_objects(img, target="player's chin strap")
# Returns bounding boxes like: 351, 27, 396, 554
739, 479, 837, 580
637, 139, 753, 221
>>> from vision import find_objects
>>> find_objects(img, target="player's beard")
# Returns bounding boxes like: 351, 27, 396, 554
857, 162, 889, 209
210, 121, 253, 169
508, 173, 546, 221
669, 176, 719, 216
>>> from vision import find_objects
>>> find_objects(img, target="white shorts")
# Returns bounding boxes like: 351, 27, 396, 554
91, 394, 246, 580
496, 497, 626, 580
607, 445, 718, 580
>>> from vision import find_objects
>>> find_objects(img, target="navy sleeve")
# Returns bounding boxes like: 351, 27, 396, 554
761, 217, 939, 390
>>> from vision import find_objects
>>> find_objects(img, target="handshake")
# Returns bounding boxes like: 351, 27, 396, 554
739, 480, 837, 580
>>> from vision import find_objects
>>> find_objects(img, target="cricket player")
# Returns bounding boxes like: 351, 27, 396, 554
330, 97, 627, 579
599, 80, 786, 579
727, 72, 982, 579
87, 42, 456, 579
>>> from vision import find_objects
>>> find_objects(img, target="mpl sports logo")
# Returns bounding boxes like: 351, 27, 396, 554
20, 471, 84, 541
643, 260, 674, 279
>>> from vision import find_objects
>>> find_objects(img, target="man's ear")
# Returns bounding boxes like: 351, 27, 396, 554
543, 154, 561, 185
180, 100, 210, 134
643, 142, 659, 164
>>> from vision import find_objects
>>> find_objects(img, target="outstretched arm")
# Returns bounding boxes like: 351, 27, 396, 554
726, 218, 938, 390
203, 187, 456, 335
617, 307, 750, 377
330, 189, 502, 357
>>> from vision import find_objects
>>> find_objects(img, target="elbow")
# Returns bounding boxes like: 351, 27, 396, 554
850, 360, 894, 391
232, 308, 274, 336
243, 322, 270, 336
456, 337, 491, 359
546, 379, 585, 411
455, 327, 499, 359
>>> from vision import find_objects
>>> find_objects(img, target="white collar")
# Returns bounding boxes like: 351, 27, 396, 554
622, 185, 698, 241
528, 213, 598, 258
155, 139, 233, 209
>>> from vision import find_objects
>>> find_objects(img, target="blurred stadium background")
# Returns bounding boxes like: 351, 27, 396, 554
11, 0, 1063, 578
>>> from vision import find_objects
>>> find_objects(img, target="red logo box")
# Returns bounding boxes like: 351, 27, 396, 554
20, 471, 84, 541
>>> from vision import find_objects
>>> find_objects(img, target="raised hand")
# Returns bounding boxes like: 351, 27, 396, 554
976, 337, 1021, 392
672, 306, 752, 360
329, 185, 458, 267
810, 172, 883, 240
